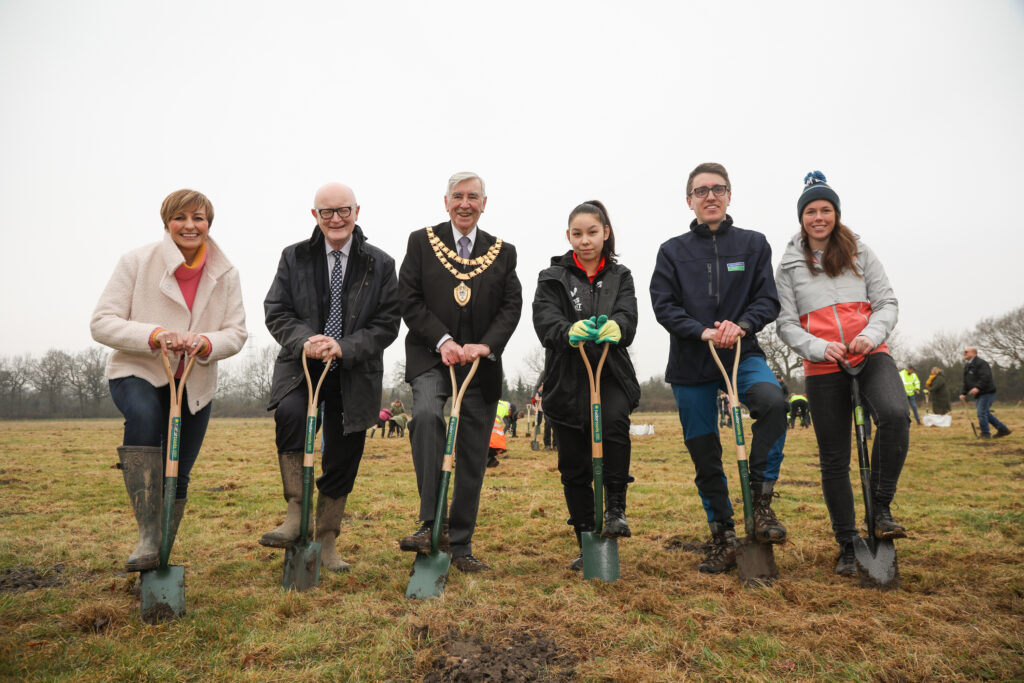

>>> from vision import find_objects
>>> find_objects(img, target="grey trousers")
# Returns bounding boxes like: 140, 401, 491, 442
410, 364, 497, 558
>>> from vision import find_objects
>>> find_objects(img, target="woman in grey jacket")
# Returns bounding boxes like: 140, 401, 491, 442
91, 189, 247, 572
775, 172, 908, 577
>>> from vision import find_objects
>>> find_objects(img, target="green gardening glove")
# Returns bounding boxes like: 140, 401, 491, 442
595, 318, 622, 344
568, 319, 599, 347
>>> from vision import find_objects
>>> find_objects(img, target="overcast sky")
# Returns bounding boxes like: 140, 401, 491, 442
2, 1, 1022, 386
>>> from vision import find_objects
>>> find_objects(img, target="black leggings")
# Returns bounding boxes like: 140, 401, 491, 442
552, 380, 632, 531
806, 353, 909, 544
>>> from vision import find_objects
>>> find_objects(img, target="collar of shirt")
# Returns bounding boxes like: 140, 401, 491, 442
572, 251, 606, 283
452, 225, 478, 255
324, 237, 353, 275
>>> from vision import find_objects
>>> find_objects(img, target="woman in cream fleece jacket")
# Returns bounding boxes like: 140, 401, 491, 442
90, 189, 247, 572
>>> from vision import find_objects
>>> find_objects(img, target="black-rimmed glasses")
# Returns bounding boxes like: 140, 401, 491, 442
317, 206, 355, 219
690, 185, 729, 198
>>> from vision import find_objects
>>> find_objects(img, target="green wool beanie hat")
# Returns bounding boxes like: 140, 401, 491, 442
797, 171, 841, 219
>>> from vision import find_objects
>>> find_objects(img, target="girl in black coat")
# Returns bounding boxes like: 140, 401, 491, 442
532, 200, 641, 570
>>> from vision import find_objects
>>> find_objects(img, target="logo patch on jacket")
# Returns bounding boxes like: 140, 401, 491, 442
727, 262, 745, 272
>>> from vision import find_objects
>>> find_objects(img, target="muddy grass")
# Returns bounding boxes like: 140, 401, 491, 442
0, 564, 67, 593
423, 629, 577, 682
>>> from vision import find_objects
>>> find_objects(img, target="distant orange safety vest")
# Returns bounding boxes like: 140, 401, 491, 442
489, 414, 506, 451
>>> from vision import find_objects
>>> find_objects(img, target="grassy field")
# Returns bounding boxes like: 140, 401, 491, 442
1, 408, 1022, 681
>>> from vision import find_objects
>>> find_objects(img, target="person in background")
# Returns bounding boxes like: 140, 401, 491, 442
650, 162, 788, 575
488, 399, 510, 467
261, 182, 400, 572
788, 393, 811, 428
775, 171, 909, 577
533, 199, 640, 570
505, 400, 519, 437
389, 398, 408, 437
925, 367, 950, 416
718, 390, 732, 428
960, 346, 1012, 438
900, 365, 922, 425
91, 189, 247, 573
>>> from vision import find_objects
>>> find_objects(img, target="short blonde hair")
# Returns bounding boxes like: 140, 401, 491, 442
160, 189, 214, 227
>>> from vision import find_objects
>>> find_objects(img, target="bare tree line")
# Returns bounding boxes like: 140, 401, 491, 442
2, 305, 1022, 419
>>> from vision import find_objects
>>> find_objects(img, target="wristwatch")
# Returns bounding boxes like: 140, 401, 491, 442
738, 320, 752, 334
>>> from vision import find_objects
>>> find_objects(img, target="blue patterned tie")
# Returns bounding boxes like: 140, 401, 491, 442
324, 251, 344, 356
458, 235, 471, 260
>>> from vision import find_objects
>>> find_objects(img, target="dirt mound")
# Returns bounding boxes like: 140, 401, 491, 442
423, 630, 576, 682
0, 564, 67, 593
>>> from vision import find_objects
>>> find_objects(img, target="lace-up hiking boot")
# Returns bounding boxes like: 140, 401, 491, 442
995, 427, 1012, 438
873, 504, 907, 540
835, 541, 856, 576
698, 526, 737, 574
752, 482, 787, 543
602, 488, 631, 538
452, 554, 490, 573
398, 522, 450, 553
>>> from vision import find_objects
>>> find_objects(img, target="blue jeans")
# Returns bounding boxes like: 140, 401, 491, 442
975, 392, 1008, 435
906, 394, 921, 423
109, 376, 211, 499
672, 356, 787, 524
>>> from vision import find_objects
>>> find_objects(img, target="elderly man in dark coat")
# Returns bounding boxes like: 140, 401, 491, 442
260, 182, 400, 571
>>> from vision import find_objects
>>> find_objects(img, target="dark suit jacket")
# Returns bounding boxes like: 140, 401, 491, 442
398, 221, 522, 402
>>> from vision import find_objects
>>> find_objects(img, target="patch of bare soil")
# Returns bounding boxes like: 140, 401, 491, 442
423, 630, 576, 682
0, 564, 67, 593
662, 535, 710, 555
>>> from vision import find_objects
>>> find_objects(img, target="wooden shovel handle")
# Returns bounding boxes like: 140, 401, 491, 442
441, 358, 481, 473
160, 349, 197, 478
578, 343, 610, 460
301, 354, 332, 469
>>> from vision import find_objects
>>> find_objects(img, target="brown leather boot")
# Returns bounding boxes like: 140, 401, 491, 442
752, 481, 787, 543
698, 523, 737, 574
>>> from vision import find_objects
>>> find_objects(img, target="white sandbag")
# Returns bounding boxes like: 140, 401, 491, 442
629, 424, 655, 436
922, 413, 952, 427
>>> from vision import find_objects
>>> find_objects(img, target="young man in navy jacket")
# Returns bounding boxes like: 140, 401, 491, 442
650, 162, 788, 574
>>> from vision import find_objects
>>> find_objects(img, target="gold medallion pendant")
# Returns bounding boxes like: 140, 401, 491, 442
454, 282, 471, 307
425, 226, 503, 310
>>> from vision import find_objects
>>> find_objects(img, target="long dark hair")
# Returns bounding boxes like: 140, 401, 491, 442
567, 199, 617, 264
801, 217, 860, 278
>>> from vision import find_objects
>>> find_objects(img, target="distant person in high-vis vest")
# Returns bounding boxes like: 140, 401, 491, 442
900, 365, 922, 425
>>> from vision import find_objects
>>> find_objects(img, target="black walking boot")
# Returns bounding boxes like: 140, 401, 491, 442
698, 522, 737, 574
602, 487, 631, 538
835, 541, 856, 576
569, 527, 590, 572
751, 481, 787, 543
873, 503, 907, 539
